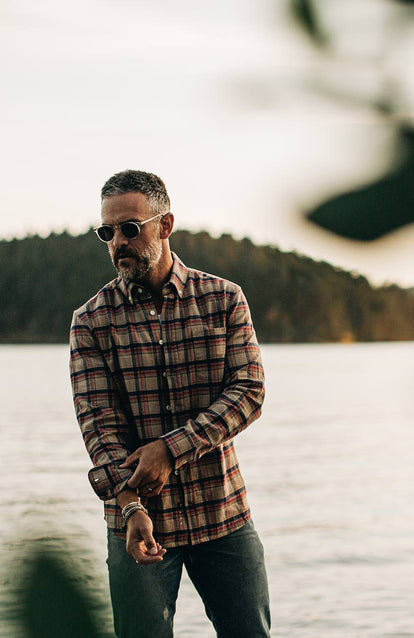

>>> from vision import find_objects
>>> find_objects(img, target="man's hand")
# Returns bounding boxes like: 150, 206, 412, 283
125, 510, 166, 565
120, 439, 174, 497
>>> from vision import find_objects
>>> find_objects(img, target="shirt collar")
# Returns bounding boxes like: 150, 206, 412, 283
117, 251, 188, 304
168, 252, 188, 298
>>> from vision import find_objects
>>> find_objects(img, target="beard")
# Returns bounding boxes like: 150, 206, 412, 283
111, 239, 163, 283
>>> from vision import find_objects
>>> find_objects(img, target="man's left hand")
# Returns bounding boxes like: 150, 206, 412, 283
120, 440, 174, 497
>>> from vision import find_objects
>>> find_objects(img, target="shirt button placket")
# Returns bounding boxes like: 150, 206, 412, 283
158, 332, 173, 425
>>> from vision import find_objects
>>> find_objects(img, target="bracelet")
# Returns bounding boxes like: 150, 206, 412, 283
121, 500, 149, 525
121, 496, 144, 514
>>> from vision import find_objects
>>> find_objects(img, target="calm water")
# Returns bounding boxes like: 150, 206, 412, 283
1, 343, 414, 637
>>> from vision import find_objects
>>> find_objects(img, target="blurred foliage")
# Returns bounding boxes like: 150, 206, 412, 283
288, 0, 328, 47
7, 539, 111, 638
308, 126, 414, 240
289, 0, 414, 239
22, 553, 101, 638
0, 229, 413, 344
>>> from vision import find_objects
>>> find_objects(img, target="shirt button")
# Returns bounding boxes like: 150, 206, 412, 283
163, 371, 167, 377
159, 339, 164, 345
137, 287, 143, 293
174, 469, 179, 476
165, 404, 171, 411
150, 310, 156, 316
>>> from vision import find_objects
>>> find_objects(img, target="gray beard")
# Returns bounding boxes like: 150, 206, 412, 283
112, 239, 162, 283
115, 257, 151, 283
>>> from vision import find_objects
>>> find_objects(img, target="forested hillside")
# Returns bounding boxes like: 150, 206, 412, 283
0, 229, 413, 343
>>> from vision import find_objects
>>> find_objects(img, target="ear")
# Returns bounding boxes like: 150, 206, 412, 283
159, 212, 174, 240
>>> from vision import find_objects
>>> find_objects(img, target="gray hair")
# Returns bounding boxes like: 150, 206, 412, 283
101, 169, 170, 214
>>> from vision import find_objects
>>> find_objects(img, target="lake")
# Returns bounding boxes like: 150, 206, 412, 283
1, 342, 414, 637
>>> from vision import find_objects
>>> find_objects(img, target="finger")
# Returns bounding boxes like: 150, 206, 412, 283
142, 532, 158, 555
128, 538, 167, 564
127, 464, 152, 488
133, 546, 164, 565
127, 520, 158, 555
140, 482, 157, 497
133, 545, 164, 565
142, 481, 165, 497
120, 453, 138, 468
137, 553, 164, 566
120, 449, 142, 468
128, 465, 157, 489
127, 466, 143, 488
128, 540, 159, 562
142, 545, 166, 561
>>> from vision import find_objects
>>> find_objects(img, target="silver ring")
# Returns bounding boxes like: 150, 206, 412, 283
144, 484, 153, 492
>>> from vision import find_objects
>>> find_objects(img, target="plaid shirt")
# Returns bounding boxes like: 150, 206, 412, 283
70, 253, 265, 547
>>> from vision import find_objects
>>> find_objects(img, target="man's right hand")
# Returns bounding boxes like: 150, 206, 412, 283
125, 510, 166, 566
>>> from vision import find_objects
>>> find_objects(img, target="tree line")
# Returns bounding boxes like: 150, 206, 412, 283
0, 228, 413, 343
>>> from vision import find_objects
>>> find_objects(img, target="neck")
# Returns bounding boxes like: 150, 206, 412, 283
142, 249, 173, 312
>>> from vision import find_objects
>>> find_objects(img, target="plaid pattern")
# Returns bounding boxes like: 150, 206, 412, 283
70, 253, 265, 547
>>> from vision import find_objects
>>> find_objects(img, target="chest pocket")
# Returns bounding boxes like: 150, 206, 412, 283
190, 326, 227, 383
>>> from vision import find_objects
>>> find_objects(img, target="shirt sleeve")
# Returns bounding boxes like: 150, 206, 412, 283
160, 287, 265, 468
69, 311, 134, 501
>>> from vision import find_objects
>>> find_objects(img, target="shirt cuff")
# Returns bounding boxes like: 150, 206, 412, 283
160, 426, 198, 469
88, 464, 133, 501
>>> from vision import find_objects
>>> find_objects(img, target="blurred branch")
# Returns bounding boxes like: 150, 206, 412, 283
307, 125, 414, 240
287, 0, 414, 239
289, 0, 329, 47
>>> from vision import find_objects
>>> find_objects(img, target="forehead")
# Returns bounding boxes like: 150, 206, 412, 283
101, 192, 151, 224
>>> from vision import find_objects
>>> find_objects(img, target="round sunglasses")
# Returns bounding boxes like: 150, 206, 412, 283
94, 213, 165, 243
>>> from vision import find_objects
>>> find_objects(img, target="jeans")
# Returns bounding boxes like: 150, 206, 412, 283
107, 520, 271, 638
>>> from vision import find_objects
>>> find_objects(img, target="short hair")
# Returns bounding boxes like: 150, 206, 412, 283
101, 170, 170, 214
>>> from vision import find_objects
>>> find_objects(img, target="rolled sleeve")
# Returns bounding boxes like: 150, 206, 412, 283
70, 312, 134, 501
88, 464, 132, 501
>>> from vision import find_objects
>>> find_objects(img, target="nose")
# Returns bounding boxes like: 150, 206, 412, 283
112, 226, 129, 249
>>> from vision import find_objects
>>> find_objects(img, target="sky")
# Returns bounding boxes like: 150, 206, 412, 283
1, 0, 414, 287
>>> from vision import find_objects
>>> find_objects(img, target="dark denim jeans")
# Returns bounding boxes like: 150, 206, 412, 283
107, 520, 271, 638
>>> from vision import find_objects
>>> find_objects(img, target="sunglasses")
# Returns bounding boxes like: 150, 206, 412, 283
94, 213, 165, 243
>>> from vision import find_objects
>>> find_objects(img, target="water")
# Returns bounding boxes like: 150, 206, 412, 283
1, 343, 414, 637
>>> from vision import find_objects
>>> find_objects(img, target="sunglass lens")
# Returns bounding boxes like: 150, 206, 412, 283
121, 222, 140, 239
97, 226, 114, 242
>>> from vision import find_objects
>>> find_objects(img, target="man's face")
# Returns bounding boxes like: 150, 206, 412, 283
101, 192, 163, 283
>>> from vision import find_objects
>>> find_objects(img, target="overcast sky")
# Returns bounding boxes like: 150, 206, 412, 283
1, 0, 414, 286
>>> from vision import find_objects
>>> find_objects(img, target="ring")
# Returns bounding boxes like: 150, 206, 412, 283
144, 484, 153, 492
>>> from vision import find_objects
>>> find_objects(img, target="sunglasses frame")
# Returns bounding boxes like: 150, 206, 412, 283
94, 213, 166, 243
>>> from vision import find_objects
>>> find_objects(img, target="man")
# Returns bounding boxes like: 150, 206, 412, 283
70, 170, 271, 638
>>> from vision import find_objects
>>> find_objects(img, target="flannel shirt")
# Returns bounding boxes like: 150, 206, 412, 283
70, 252, 265, 547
